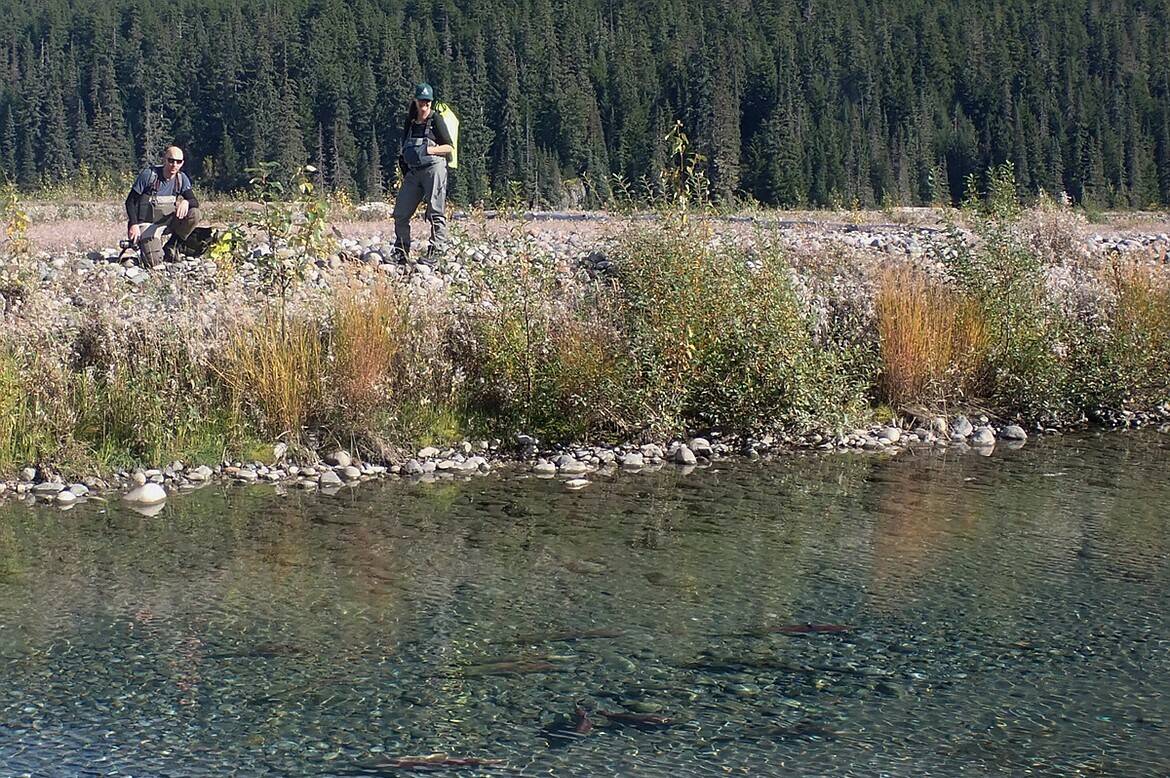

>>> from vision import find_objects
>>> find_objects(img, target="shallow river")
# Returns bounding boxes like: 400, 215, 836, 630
1, 432, 1168, 776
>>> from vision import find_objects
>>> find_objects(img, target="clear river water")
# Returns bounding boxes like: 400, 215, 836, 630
1, 431, 1167, 777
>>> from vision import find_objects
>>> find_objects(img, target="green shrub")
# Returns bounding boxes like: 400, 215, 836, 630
460, 240, 640, 441
947, 165, 1080, 419
612, 222, 868, 432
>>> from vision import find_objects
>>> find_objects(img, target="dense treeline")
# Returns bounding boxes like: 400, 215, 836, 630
1, 0, 1169, 208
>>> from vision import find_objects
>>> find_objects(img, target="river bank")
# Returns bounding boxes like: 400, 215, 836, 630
1, 196, 1168, 506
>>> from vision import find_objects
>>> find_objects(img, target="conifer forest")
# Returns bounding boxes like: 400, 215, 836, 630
1, 0, 1169, 208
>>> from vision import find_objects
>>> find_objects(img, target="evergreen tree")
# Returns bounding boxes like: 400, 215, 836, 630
0, 0, 1166, 207
0, 107, 15, 180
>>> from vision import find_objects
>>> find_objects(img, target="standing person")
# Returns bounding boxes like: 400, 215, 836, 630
392, 83, 453, 264
124, 145, 202, 268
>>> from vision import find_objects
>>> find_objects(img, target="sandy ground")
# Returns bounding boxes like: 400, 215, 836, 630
21, 200, 1170, 254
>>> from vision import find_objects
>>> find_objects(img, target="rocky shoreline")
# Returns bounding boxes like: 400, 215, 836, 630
5, 407, 1169, 513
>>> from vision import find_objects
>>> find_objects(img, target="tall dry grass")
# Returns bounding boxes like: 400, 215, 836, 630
1104, 259, 1170, 406
875, 266, 989, 408
327, 280, 464, 451
215, 313, 325, 440
329, 282, 404, 422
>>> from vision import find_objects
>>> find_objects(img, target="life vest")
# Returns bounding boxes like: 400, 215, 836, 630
135, 166, 190, 224
400, 103, 460, 171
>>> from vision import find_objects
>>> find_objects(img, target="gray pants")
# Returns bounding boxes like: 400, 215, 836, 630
393, 162, 447, 256
134, 207, 203, 267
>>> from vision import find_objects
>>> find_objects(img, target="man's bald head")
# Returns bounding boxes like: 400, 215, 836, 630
162, 146, 185, 178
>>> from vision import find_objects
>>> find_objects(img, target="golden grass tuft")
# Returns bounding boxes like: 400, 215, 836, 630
1109, 260, 1170, 390
215, 313, 325, 440
1112, 260, 1170, 339
875, 266, 989, 408
329, 282, 405, 422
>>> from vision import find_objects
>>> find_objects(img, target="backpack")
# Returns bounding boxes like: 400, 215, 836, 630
434, 101, 460, 170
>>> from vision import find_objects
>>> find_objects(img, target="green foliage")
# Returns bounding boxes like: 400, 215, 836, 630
460, 235, 640, 442
0, 351, 57, 471
0, 340, 240, 475
661, 121, 710, 218
940, 162, 1170, 421
70, 342, 238, 469
947, 168, 1072, 418
0, 182, 30, 261
963, 163, 1023, 221
612, 224, 869, 433
1067, 261, 1170, 412
238, 162, 336, 326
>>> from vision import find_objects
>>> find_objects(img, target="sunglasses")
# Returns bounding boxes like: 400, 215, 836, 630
165, 157, 184, 164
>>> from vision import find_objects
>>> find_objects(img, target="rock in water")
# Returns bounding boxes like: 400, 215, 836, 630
952, 416, 974, 438
1000, 424, 1028, 441
688, 437, 713, 457
620, 452, 644, 468
971, 427, 997, 447
123, 483, 167, 505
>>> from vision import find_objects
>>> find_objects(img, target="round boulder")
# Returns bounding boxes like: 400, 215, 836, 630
123, 482, 167, 506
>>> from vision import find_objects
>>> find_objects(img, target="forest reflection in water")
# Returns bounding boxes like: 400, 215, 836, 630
0, 430, 1167, 776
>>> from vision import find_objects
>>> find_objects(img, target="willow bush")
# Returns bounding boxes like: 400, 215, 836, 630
612, 221, 870, 433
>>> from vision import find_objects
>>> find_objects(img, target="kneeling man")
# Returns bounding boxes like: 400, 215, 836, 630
124, 145, 202, 267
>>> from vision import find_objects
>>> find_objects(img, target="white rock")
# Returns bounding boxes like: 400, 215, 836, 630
1000, 424, 1028, 441
123, 483, 167, 505
640, 443, 664, 460
953, 416, 974, 437
564, 478, 590, 490
325, 450, 352, 467
687, 437, 713, 457
620, 452, 645, 468
187, 465, 213, 482
557, 458, 591, 474
971, 427, 997, 447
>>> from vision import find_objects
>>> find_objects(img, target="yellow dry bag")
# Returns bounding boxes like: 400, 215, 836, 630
435, 101, 460, 170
